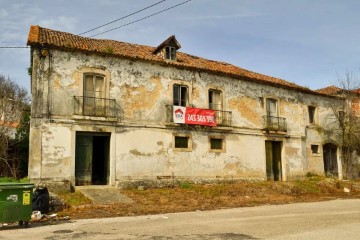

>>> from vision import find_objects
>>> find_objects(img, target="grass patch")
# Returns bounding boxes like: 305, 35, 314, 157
57, 191, 92, 207
180, 181, 193, 189
0, 177, 29, 183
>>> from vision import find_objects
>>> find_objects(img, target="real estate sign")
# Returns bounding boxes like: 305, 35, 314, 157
173, 106, 216, 126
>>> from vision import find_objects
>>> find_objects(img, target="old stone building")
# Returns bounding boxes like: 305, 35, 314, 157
27, 25, 344, 187
316, 86, 360, 178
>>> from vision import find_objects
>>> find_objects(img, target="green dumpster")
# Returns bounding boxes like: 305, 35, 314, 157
0, 183, 34, 227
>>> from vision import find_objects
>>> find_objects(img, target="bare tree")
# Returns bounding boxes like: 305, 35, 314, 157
321, 72, 360, 179
0, 74, 30, 178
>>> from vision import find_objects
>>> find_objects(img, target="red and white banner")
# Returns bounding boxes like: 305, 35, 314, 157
173, 106, 216, 126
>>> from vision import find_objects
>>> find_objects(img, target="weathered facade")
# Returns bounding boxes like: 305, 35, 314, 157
27, 26, 344, 188
317, 86, 360, 178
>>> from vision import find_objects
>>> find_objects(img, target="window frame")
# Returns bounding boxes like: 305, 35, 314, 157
338, 110, 345, 126
83, 73, 105, 99
208, 89, 223, 110
173, 133, 192, 152
173, 84, 188, 107
77, 67, 110, 99
308, 106, 316, 124
165, 46, 176, 60
209, 135, 226, 153
311, 144, 320, 155
266, 98, 278, 117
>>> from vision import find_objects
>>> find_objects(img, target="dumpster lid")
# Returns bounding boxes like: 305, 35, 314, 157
0, 182, 35, 190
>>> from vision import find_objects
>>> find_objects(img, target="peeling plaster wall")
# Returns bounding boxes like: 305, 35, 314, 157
28, 48, 343, 186
115, 129, 267, 181
40, 124, 72, 179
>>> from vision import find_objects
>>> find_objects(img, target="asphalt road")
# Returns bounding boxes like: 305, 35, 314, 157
1, 199, 360, 240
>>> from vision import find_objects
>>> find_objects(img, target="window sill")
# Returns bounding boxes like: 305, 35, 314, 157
173, 148, 192, 152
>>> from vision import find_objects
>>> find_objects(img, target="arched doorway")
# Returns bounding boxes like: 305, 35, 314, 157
323, 143, 338, 177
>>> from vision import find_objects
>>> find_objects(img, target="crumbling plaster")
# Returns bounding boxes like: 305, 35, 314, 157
28, 48, 343, 186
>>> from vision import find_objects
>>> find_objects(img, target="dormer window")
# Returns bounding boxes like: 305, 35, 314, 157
166, 46, 176, 60
153, 35, 181, 61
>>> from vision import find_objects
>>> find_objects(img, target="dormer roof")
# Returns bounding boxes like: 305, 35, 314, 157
153, 35, 181, 54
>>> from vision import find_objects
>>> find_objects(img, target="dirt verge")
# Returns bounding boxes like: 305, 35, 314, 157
55, 178, 360, 220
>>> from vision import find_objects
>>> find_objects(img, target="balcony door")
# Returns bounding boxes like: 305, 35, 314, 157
209, 89, 222, 124
83, 74, 105, 116
266, 98, 278, 117
266, 98, 279, 129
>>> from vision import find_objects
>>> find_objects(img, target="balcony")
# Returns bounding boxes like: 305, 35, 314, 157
166, 105, 232, 127
263, 115, 287, 132
73, 96, 121, 118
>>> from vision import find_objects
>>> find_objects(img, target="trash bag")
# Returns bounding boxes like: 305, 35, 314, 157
32, 186, 50, 214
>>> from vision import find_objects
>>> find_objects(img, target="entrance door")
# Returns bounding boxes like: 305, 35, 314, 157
323, 143, 338, 176
265, 141, 282, 181
75, 132, 110, 186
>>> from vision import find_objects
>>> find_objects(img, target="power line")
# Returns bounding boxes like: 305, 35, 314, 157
0, 47, 29, 49
89, 0, 191, 38
79, 0, 167, 36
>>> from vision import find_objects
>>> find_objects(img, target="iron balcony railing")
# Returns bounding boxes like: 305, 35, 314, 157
74, 96, 121, 118
263, 115, 287, 132
166, 105, 232, 127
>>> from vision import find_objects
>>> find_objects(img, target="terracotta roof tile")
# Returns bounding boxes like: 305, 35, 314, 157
27, 26, 328, 96
315, 86, 343, 95
316, 86, 360, 96
353, 88, 360, 94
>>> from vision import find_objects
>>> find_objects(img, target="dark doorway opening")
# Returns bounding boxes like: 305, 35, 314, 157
323, 143, 338, 177
265, 141, 282, 181
75, 132, 110, 186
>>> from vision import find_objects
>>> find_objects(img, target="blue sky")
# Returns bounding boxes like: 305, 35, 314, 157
0, 0, 359, 92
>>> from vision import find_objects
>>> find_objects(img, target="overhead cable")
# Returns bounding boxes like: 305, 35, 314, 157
79, 0, 167, 35
89, 0, 192, 37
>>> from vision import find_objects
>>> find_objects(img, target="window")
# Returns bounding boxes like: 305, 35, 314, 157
84, 74, 105, 98
308, 106, 316, 124
338, 111, 345, 126
175, 136, 188, 148
210, 138, 222, 149
173, 84, 188, 107
173, 134, 192, 151
83, 74, 105, 116
266, 98, 278, 117
209, 89, 222, 110
311, 145, 319, 154
209, 136, 225, 152
165, 46, 176, 60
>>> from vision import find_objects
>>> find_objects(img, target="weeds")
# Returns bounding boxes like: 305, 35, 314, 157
57, 191, 91, 207
0, 176, 29, 183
